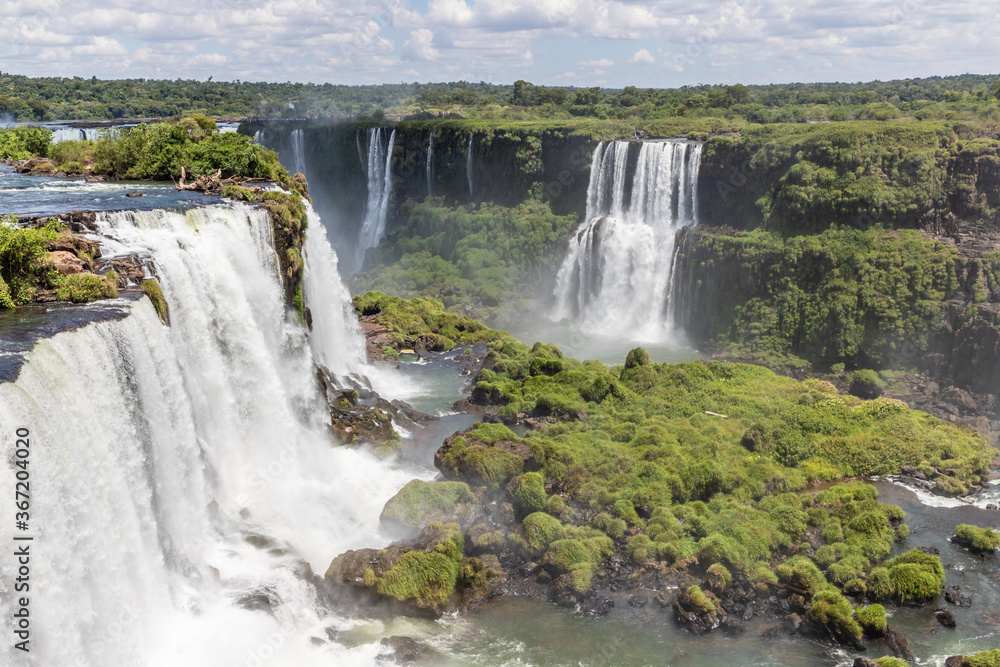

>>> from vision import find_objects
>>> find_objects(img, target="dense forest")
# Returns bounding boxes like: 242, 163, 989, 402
1, 71, 998, 123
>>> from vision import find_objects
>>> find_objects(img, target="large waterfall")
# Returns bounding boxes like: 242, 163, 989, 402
552, 140, 702, 341
357, 127, 396, 266
0, 203, 417, 666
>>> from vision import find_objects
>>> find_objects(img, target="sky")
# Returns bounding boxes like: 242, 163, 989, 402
0, 0, 997, 87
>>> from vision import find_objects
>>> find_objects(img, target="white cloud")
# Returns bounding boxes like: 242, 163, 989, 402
628, 48, 655, 64
402, 28, 439, 61
0, 0, 995, 86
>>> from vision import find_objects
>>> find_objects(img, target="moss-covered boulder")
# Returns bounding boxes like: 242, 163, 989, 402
674, 584, 723, 635
324, 522, 464, 618
379, 480, 479, 534
953, 524, 1000, 553
435, 423, 542, 489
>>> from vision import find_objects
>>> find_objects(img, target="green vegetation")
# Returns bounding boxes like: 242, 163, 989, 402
364, 297, 979, 639
854, 604, 887, 636
2, 116, 290, 186
380, 480, 475, 530
962, 650, 1000, 667
806, 586, 863, 645
875, 659, 910, 667
0, 216, 60, 308
352, 199, 578, 325
372, 522, 464, 612
141, 279, 169, 325
1, 72, 997, 125
953, 524, 1000, 552
682, 226, 966, 369
0, 126, 52, 160
55, 273, 118, 303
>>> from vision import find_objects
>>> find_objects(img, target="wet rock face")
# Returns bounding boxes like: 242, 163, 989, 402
316, 366, 435, 453
934, 608, 958, 627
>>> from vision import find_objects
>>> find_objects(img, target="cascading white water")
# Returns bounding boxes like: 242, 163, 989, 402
0, 202, 421, 667
357, 127, 396, 266
290, 128, 306, 176
426, 130, 434, 197
466, 132, 475, 200
552, 140, 702, 342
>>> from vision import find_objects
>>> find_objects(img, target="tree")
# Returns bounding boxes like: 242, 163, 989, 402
512, 79, 534, 106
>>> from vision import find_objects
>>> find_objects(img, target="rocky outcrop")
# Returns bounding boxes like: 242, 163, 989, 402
316, 366, 435, 454
434, 425, 542, 490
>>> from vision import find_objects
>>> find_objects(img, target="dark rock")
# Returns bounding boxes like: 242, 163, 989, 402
945, 657, 966, 667
783, 612, 803, 633
853, 659, 880, 667
945, 585, 973, 607
378, 636, 436, 665
884, 627, 914, 660
125, 190, 143, 197
934, 608, 957, 627
236, 590, 275, 613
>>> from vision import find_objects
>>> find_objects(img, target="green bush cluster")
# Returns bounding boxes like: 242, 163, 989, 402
953, 524, 1000, 552
682, 226, 963, 369
55, 273, 118, 303
854, 603, 888, 636
0, 216, 61, 309
0, 126, 52, 160
372, 522, 464, 612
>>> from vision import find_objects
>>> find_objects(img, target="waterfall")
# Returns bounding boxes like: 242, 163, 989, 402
466, 132, 475, 200
290, 128, 306, 176
0, 203, 416, 666
552, 140, 703, 341
426, 130, 434, 197
356, 127, 395, 266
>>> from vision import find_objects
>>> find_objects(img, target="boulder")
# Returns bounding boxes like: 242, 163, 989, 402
884, 627, 914, 660
944, 585, 973, 607
377, 636, 436, 665
934, 608, 957, 628
48, 250, 88, 275
324, 522, 464, 619
379, 479, 481, 535
435, 425, 541, 490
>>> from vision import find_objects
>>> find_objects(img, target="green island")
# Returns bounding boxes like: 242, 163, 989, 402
325, 291, 999, 659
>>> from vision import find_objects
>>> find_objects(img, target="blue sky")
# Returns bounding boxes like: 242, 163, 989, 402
1, 0, 997, 87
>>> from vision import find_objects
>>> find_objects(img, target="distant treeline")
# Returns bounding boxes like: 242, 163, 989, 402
0, 72, 998, 123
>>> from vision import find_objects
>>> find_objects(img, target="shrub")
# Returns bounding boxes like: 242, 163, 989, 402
954, 524, 1000, 552
512, 472, 547, 515
807, 587, 863, 644
56, 273, 117, 303
854, 604, 887, 636
848, 369, 885, 399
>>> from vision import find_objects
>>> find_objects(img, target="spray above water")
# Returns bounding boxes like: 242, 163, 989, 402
552, 140, 702, 342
